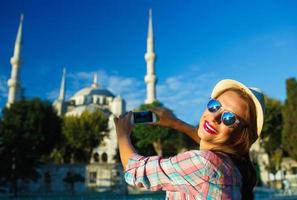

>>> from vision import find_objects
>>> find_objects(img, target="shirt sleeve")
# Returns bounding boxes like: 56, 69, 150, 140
124, 150, 214, 194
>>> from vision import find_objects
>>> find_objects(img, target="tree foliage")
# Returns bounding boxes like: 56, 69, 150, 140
132, 101, 196, 157
261, 96, 283, 155
282, 78, 297, 160
0, 98, 62, 196
266, 148, 283, 175
61, 110, 109, 163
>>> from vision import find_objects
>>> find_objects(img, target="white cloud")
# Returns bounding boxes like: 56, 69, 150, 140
106, 75, 145, 110
165, 76, 183, 91
157, 68, 218, 124
46, 89, 59, 101
0, 76, 8, 112
0, 75, 8, 98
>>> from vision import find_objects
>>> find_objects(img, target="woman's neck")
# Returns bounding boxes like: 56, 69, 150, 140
199, 140, 219, 151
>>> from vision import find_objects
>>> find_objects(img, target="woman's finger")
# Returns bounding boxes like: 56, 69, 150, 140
151, 108, 163, 118
147, 121, 161, 126
151, 107, 160, 113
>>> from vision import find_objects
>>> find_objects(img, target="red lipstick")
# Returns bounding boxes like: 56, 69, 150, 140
203, 120, 217, 135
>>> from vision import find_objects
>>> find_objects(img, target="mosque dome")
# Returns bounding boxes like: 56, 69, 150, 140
71, 87, 115, 99
68, 86, 115, 109
70, 73, 115, 99
64, 73, 116, 110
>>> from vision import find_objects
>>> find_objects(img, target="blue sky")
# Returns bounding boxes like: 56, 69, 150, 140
0, 0, 297, 124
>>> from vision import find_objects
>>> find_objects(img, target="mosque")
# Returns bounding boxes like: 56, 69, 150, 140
6, 10, 157, 191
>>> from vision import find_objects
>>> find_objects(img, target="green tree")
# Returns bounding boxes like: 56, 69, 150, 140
261, 96, 283, 173
266, 148, 283, 176
132, 101, 195, 157
282, 78, 297, 160
61, 110, 109, 163
0, 98, 62, 197
261, 96, 283, 151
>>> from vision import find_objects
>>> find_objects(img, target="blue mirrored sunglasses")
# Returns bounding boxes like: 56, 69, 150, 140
207, 99, 240, 126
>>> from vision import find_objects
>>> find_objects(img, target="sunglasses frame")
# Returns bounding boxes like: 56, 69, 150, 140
207, 98, 241, 127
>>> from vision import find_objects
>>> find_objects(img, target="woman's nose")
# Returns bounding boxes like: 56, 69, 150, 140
210, 111, 222, 123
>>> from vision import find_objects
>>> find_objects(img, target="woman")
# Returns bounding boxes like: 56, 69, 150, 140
114, 79, 265, 200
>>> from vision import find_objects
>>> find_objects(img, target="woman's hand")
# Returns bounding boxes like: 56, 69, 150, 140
114, 111, 136, 169
150, 107, 178, 128
114, 111, 133, 138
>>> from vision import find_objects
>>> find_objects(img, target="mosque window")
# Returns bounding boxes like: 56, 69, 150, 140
89, 172, 97, 184
102, 97, 107, 105
101, 152, 108, 163
69, 100, 75, 106
94, 97, 99, 104
86, 96, 93, 104
116, 171, 120, 177
93, 153, 99, 162
293, 167, 297, 174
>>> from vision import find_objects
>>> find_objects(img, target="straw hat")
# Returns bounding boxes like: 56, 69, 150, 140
211, 79, 265, 135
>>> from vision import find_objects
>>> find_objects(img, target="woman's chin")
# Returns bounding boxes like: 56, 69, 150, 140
198, 130, 216, 141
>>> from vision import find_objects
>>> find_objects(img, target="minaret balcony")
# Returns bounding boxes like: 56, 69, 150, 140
7, 78, 18, 87
10, 57, 21, 65
144, 75, 156, 83
145, 52, 156, 61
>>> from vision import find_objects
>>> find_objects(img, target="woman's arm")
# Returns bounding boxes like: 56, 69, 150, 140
114, 111, 136, 170
114, 108, 200, 170
151, 107, 200, 144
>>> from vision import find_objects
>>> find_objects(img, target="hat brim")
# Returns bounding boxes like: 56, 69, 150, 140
211, 79, 264, 136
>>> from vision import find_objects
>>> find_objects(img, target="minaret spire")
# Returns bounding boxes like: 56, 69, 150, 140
58, 68, 66, 101
7, 14, 24, 108
92, 73, 99, 88
147, 9, 153, 42
144, 9, 157, 104
54, 68, 67, 116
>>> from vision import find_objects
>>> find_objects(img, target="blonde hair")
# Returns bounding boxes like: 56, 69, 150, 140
212, 88, 258, 157
210, 88, 259, 199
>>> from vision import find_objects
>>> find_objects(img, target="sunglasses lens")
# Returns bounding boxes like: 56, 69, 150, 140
222, 112, 236, 126
207, 99, 221, 113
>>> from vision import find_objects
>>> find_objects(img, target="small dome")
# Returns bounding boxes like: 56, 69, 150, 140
71, 87, 115, 99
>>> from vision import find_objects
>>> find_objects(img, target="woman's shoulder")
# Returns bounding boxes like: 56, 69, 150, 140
173, 150, 230, 168
180, 149, 227, 161
184, 150, 241, 185
168, 150, 241, 186
180, 150, 239, 173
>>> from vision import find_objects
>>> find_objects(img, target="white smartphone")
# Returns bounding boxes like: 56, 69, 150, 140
131, 111, 157, 124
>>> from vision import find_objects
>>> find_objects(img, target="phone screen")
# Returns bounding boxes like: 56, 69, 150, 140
133, 111, 153, 124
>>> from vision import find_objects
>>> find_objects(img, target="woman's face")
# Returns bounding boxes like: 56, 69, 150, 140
198, 90, 249, 147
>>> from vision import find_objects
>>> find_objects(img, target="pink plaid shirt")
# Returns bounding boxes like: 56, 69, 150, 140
125, 150, 242, 200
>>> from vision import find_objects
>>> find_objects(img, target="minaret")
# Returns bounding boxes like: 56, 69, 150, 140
7, 14, 24, 108
144, 9, 157, 104
58, 68, 66, 101
92, 73, 99, 88
55, 68, 67, 115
